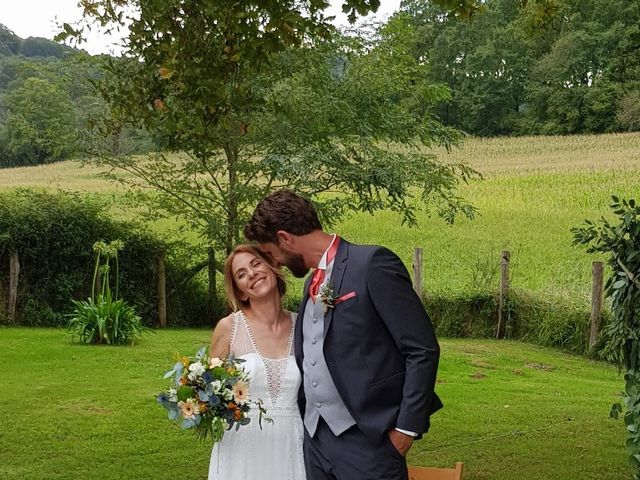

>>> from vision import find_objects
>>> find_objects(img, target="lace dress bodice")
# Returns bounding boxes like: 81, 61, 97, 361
230, 310, 296, 409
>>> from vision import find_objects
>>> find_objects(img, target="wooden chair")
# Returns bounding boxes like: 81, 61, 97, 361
408, 462, 464, 480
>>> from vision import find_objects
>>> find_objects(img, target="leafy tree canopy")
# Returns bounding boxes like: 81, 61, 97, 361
65, 0, 478, 256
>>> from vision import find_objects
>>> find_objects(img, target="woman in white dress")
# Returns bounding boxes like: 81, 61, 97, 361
208, 244, 306, 480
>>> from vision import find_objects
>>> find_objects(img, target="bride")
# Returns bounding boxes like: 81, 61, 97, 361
208, 244, 306, 480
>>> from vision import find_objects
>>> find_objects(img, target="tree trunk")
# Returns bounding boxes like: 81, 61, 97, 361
225, 143, 239, 255
412, 247, 423, 299
208, 247, 218, 324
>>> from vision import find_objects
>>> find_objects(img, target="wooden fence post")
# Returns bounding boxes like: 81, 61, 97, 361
157, 252, 167, 328
208, 247, 217, 324
8, 251, 20, 322
589, 261, 604, 350
496, 250, 510, 339
412, 247, 423, 299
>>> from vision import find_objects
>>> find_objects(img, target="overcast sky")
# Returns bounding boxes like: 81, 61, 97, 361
0, 0, 401, 55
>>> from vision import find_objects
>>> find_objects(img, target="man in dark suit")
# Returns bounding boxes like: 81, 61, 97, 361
244, 190, 442, 480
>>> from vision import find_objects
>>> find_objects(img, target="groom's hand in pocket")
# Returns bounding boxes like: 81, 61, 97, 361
387, 429, 414, 456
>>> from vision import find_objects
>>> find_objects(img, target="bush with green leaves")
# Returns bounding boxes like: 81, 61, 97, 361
573, 196, 640, 478
68, 240, 148, 345
0, 189, 211, 327
425, 289, 604, 354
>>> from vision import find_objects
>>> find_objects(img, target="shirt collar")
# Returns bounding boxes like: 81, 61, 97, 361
317, 234, 338, 270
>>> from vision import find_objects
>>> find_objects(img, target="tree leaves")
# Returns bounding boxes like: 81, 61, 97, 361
573, 197, 640, 477
76, 1, 479, 254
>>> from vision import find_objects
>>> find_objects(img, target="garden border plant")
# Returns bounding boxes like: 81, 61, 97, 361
573, 196, 640, 478
67, 239, 149, 345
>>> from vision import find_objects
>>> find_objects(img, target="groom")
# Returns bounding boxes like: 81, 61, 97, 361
245, 190, 442, 480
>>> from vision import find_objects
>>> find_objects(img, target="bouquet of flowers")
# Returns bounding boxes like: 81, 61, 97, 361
156, 347, 268, 442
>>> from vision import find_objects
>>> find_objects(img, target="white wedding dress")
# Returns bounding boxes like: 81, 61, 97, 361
208, 310, 306, 480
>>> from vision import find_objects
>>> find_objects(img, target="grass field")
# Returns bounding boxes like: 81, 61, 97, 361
341, 133, 640, 299
1, 133, 639, 349
1, 135, 636, 478
1, 133, 638, 303
0, 328, 628, 480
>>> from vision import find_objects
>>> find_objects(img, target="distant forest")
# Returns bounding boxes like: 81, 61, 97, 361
1, 0, 638, 168
0, 24, 154, 168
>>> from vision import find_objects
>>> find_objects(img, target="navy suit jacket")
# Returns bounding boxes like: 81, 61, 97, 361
295, 239, 442, 440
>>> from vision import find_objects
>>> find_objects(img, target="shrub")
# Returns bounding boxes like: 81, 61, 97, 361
424, 289, 606, 356
573, 197, 640, 476
0, 189, 209, 327
68, 240, 149, 345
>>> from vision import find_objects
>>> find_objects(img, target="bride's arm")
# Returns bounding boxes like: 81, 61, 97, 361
210, 314, 233, 359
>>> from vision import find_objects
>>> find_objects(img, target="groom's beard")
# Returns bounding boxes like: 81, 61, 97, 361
283, 252, 309, 278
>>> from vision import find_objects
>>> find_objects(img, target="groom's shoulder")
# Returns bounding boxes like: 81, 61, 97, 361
346, 241, 397, 260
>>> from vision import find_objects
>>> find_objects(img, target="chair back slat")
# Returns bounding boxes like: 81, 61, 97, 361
408, 462, 464, 480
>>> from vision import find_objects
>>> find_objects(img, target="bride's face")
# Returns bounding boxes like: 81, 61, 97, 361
231, 252, 277, 303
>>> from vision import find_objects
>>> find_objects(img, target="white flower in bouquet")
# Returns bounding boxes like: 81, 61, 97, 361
210, 357, 224, 368
210, 379, 223, 394
188, 361, 206, 380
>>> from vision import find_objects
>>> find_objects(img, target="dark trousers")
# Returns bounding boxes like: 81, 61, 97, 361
303, 417, 408, 480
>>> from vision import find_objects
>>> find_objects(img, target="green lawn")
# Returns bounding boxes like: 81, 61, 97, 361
0, 328, 628, 479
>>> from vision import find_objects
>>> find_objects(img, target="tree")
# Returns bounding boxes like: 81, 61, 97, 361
67, 1, 477, 317
19, 37, 73, 58
617, 89, 640, 131
403, 0, 536, 136
0, 51, 151, 166
1, 77, 78, 166
0, 24, 21, 56
402, 0, 640, 136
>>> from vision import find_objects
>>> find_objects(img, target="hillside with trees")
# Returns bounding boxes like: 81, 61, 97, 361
402, 0, 640, 136
0, 0, 638, 167
0, 24, 153, 168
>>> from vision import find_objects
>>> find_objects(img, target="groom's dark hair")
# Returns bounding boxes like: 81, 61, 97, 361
244, 190, 322, 244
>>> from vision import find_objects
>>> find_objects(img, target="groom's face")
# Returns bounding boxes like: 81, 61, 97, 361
258, 241, 309, 279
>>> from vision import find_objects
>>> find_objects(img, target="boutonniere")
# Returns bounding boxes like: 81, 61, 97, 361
318, 282, 336, 315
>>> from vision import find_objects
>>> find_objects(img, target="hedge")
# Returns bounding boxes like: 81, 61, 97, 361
0, 190, 212, 327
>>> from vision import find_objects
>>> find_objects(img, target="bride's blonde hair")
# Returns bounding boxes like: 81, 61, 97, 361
223, 244, 287, 311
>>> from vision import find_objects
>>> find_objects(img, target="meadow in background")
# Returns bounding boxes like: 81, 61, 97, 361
2, 132, 638, 303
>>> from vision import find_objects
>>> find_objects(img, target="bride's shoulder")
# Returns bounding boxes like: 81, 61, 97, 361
214, 313, 235, 334
210, 313, 235, 358
211, 313, 236, 344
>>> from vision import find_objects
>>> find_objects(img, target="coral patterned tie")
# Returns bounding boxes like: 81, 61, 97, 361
308, 268, 325, 303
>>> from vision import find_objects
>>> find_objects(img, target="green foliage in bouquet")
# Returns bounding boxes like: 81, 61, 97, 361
68, 240, 150, 345
157, 347, 270, 443
573, 196, 640, 478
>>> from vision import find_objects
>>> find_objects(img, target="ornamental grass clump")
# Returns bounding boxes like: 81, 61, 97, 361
68, 240, 149, 345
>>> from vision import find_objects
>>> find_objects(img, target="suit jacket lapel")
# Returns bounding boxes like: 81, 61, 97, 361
324, 239, 349, 336
295, 274, 312, 365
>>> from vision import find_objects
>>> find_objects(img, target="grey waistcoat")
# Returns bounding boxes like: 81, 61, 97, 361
302, 287, 356, 437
